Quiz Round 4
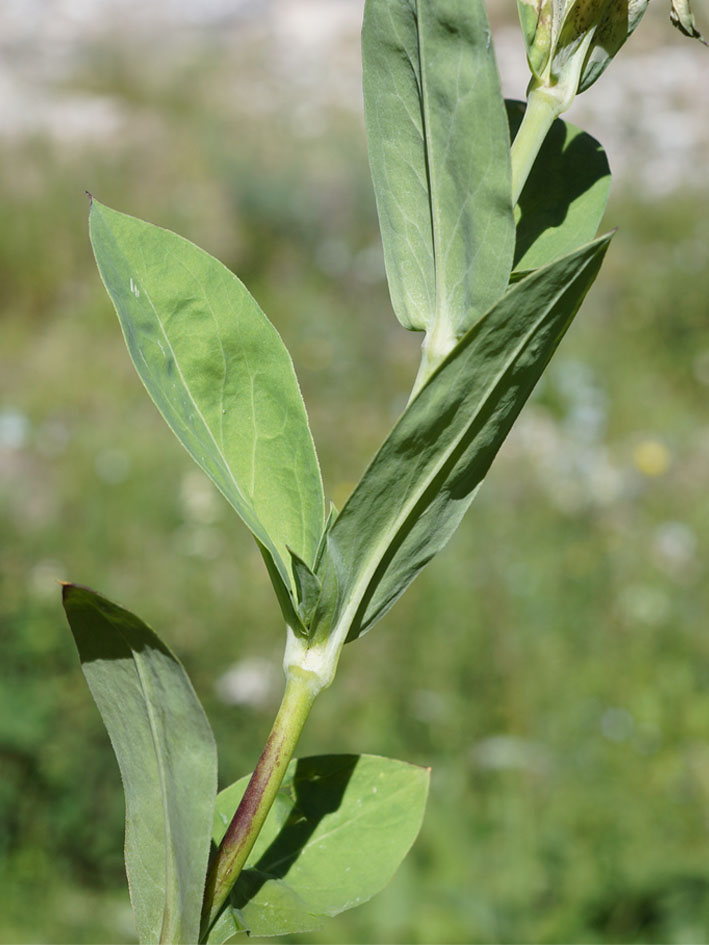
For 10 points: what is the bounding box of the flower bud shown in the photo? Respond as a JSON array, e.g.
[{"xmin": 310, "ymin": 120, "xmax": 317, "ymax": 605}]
[
  {"xmin": 517, "ymin": 0, "xmax": 649, "ymax": 108},
  {"xmin": 671, "ymin": 0, "xmax": 707, "ymax": 44},
  {"xmin": 518, "ymin": 0, "xmax": 706, "ymax": 112}
]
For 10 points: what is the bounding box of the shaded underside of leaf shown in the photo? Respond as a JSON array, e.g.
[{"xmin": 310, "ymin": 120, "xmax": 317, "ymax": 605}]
[
  {"xmin": 311, "ymin": 235, "xmax": 611, "ymax": 643},
  {"xmin": 507, "ymin": 100, "xmax": 611, "ymax": 274},
  {"xmin": 89, "ymin": 199, "xmax": 325, "ymax": 588},
  {"xmin": 62, "ymin": 583, "xmax": 217, "ymax": 945},
  {"xmin": 363, "ymin": 0, "xmax": 515, "ymax": 336},
  {"xmin": 206, "ymin": 754, "xmax": 429, "ymax": 941}
]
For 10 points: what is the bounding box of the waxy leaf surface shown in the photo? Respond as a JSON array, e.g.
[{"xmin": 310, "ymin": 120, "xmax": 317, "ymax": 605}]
[
  {"xmin": 205, "ymin": 754, "xmax": 429, "ymax": 941},
  {"xmin": 62, "ymin": 584, "xmax": 217, "ymax": 945},
  {"xmin": 312, "ymin": 235, "xmax": 611, "ymax": 642},
  {"xmin": 89, "ymin": 200, "xmax": 325, "ymax": 590},
  {"xmin": 363, "ymin": 0, "xmax": 515, "ymax": 337},
  {"xmin": 507, "ymin": 101, "xmax": 611, "ymax": 274}
]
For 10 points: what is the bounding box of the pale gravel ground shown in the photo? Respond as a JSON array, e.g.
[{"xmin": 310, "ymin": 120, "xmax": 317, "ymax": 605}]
[{"xmin": 0, "ymin": 0, "xmax": 707, "ymax": 194}]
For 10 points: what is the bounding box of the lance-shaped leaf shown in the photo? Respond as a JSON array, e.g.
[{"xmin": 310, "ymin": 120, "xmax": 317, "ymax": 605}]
[
  {"xmin": 62, "ymin": 583, "xmax": 217, "ymax": 945},
  {"xmin": 89, "ymin": 199, "xmax": 326, "ymax": 592},
  {"xmin": 363, "ymin": 0, "xmax": 515, "ymax": 338},
  {"xmin": 312, "ymin": 234, "xmax": 612, "ymax": 643},
  {"xmin": 205, "ymin": 755, "xmax": 429, "ymax": 941},
  {"xmin": 507, "ymin": 100, "xmax": 611, "ymax": 274}
]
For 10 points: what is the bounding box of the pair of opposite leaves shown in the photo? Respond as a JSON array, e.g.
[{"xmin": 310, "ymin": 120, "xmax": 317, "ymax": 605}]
[
  {"xmin": 75, "ymin": 1, "xmax": 617, "ymax": 941},
  {"xmin": 89, "ymin": 0, "xmax": 613, "ymax": 649}
]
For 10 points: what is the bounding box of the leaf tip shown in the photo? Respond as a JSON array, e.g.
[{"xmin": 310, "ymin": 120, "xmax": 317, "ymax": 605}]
[
  {"xmin": 59, "ymin": 580, "xmax": 76, "ymax": 603},
  {"xmin": 61, "ymin": 580, "xmax": 101, "ymax": 607},
  {"xmin": 60, "ymin": 583, "xmax": 80, "ymax": 616}
]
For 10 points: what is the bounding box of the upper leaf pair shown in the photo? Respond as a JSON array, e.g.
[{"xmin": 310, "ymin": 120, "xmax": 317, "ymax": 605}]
[
  {"xmin": 89, "ymin": 200, "xmax": 326, "ymax": 632},
  {"xmin": 301, "ymin": 0, "xmax": 612, "ymax": 649},
  {"xmin": 363, "ymin": 0, "xmax": 515, "ymax": 347}
]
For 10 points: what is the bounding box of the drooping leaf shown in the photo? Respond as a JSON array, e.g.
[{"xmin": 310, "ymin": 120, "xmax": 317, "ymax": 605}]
[
  {"xmin": 89, "ymin": 199, "xmax": 326, "ymax": 593},
  {"xmin": 205, "ymin": 754, "xmax": 429, "ymax": 941},
  {"xmin": 363, "ymin": 0, "xmax": 515, "ymax": 338},
  {"xmin": 311, "ymin": 234, "xmax": 612, "ymax": 643},
  {"xmin": 62, "ymin": 583, "xmax": 217, "ymax": 945},
  {"xmin": 507, "ymin": 100, "xmax": 611, "ymax": 274}
]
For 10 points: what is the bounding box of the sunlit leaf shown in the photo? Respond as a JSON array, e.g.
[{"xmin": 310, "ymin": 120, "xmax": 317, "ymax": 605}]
[
  {"xmin": 507, "ymin": 100, "xmax": 611, "ymax": 273},
  {"xmin": 205, "ymin": 754, "xmax": 429, "ymax": 941},
  {"xmin": 363, "ymin": 0, "xmax": 515, "ymax": 337},
  {"xmin": 89, "ymin": 199, "xmax": 326, "ymax": 594}
]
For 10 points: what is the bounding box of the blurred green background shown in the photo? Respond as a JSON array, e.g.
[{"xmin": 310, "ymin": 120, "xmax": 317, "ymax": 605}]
[{"xmin": 2, "ymin": 2, "xmax": 708, "ymax": 942}]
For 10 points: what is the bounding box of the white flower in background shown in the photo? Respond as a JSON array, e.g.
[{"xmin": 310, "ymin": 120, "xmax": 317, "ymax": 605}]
[
  {"xmin": 215, "ymin": 657, "xmax": 279, "ymax": 708},
  {"xmin": 472, "ymin": 735, "xmax": 551, "ymax": 774},
  {"xmin": 0, "ymin": 407, "xmax": 29, "ymax": 450},
  {"xmin": 180, "ymin": 470, "xmax": 221, "ymax": 524}
]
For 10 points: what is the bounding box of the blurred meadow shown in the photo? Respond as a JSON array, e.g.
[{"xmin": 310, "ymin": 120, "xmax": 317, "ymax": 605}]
[{"xmin": 1, "ymin": 0, "xmax": 709, "ymax": 942}]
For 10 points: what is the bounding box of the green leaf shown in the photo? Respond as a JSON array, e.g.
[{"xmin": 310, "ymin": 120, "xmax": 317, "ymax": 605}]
[
  {"xmin": 507, "ymin": 100, "xmax": 611, "ymax": 274},
  {"xmin": 89, "ymin": 199, "xmax": 326, "ymax": 591},
  {"xmin": 363, "ymin": 0, "xmax": 515, "ymax": 337},
  {"xmin": 62, "ymin": 583, "xmax": 217, "ymax": 945},
  {"xmin": 205, "ymin": 754, "xmax": 429, "ymax": 941},
  {"xmin": 312, "ymin": 234, "xmax": 612, "ymax": 643}
]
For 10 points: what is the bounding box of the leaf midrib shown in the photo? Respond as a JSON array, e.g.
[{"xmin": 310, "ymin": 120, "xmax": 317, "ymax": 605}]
[
  {"xmin": 414, "ymin": 0, "xmax": 440, "ymax": 334},
  {"xmin": 135, "ymin": 237, "xmax": 253, "ymax": 521},
  {"xmin": 86, "ymin": 595, "xmax": 180, "ymax": 944}
]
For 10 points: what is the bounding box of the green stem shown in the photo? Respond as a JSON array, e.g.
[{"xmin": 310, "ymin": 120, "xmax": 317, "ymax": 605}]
[
  {"xmin": 510, "ymin": 87, "xmax": 561, "ymax": 206},
  {"xmin": 200, "ymin": 667, "xmax": 320, "ymax": 940}
]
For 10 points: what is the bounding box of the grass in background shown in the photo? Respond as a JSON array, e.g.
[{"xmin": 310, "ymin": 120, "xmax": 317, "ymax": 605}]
[{"xmin": 1, "ymin": 25, "xmax": 708, "ymax": 944}]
